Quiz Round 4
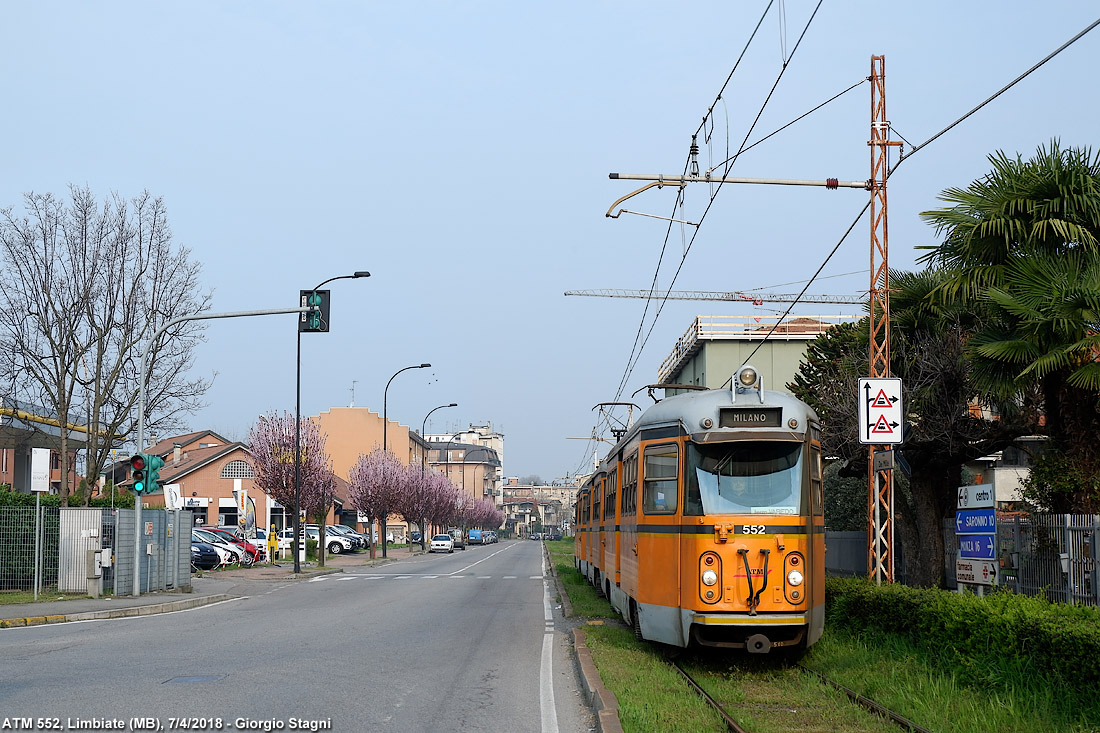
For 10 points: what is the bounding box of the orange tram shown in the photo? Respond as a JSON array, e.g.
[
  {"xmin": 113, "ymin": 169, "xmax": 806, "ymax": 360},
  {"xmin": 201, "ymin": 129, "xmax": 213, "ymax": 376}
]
[{"xmin": 574, "ymin": 365, "xmax": 825, "ymax": 654}]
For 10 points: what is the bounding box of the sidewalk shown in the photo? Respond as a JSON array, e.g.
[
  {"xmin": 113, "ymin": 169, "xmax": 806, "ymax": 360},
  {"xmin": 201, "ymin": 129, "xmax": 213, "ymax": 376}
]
[{"xmin": 0, "ymin": 545, "xmax": 421, "ymax": 629}]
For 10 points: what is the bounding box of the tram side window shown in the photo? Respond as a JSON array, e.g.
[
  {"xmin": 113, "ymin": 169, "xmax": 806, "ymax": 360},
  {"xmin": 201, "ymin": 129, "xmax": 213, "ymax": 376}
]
[
  {"xmin": 605, "ymin": 469, "xmax": 618, "ymax": 519},
  {"xmin": 810, "ymin": 424, "xmax": 824, "ymax": 516},
  {"xmin": 642, "ymin": 443, "xmax": 679, "ymax": 515},
  {"xmin": 592, "ymin": 479, "xmax": 602, "ymax": 523},
  {"xmin": 622, "ymin": 453, "xmax": 638, "ymax": 516}
]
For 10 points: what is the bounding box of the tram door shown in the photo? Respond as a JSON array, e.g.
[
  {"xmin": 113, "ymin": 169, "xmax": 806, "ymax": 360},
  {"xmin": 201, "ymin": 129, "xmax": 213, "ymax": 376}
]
[{"xmin": 638, "ymin": 441, "xmax": 681, "ymax": 611}]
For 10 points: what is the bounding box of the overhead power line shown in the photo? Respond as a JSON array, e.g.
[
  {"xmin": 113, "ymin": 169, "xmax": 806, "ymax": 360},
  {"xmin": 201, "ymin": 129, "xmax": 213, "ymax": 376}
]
[{"xmin": 565, "ymin": 289, "xmax": 864, "ymax": 305}]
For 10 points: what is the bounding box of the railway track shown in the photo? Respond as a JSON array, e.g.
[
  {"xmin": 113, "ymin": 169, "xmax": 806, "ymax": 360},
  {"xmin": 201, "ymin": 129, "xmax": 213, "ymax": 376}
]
[{"xmin": 666, "ymin": 653, "xmax": 934, "ymax": 733}]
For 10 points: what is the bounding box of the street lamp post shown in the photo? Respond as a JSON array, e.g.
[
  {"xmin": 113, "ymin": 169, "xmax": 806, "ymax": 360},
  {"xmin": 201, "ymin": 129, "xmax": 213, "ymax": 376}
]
[
  {"xmin": 420, "ymin": 403, "xmax": 457, "ymax": 550},
  {"xmin": 438, "ymin": 431, "xmax": 465, "ymax": 534},
  {"xmin": 378, "ymin": 362, "xmax": 430, "ymax": 558},
  {"xmin": 295, "ymin": 271, "xmax": 370, "ymax": 574}
]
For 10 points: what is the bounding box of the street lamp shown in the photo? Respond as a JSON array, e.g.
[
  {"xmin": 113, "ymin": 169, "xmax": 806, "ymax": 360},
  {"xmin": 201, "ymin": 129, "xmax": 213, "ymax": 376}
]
[
  {"xmin": 295, "ymin": 270, "xmax": 370, "ymax": 573},
  {"xmin": 420, "ymin": 403, "xmax": 457, "ymax": 550},
  {"xmin": 378, "ymin": 362, "xmax": 430, "ymax": 558}
]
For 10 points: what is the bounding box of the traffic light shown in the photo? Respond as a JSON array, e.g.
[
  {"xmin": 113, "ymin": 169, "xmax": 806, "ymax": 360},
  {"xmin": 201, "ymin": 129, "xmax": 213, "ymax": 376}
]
[
  {"xmin": 299, "ymin": 289, "xmax": 331, "ymax": 333},
  {"xmin": 130, "ymin": 454, "xmax": 147, "ymax": 494},
  {"xmin": 146, "ymin": 454, "xmax": 165, "ymax": 493}
]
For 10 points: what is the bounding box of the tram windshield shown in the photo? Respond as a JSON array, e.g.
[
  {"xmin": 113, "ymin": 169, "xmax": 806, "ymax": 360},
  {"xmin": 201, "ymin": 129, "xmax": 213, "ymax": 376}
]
[{"xmin": 684, "ymin": 441, "xmax": 804, "ymax": 516}]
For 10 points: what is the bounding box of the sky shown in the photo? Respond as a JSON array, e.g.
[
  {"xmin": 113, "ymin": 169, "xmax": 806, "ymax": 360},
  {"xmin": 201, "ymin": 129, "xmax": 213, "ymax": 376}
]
[{"xmin": 3, "ymin": 3, "xmax": 1098, "ymax": 482}]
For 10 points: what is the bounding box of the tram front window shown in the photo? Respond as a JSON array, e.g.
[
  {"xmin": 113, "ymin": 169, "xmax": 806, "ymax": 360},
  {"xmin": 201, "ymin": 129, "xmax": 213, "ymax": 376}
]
[{"xmin": 685, "ymin": 442, "xmax": 804, "ymax": 515}]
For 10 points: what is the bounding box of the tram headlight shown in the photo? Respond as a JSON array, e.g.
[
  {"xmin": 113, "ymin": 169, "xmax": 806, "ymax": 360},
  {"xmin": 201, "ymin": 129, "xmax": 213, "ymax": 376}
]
[
  {"xmin": 787, "ymin": 569, "xmax": 804, "ymax": 586},
  {"xmin": 738, "ymin": 367, "xmax": 758, "ymax": 387},
  {"xmin": 701, "ymin": 570, "xmax": 718, "ymax": 586}
]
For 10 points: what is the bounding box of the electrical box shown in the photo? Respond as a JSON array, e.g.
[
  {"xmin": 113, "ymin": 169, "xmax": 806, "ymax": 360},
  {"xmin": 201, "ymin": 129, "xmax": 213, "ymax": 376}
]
[
  {"xmin": 100, "ymin": 551, "xmax": 112, "ymax": 568},
  {"xmin": 86, "ymin": 550, "xmax": 103, "ymax": 579}
]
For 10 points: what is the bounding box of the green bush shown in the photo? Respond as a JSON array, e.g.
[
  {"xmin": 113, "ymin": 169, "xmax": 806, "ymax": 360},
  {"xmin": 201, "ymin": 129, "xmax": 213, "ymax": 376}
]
[{"xmin": 826, "ymin": 577, "xmax": 1100, "ymax": 704}]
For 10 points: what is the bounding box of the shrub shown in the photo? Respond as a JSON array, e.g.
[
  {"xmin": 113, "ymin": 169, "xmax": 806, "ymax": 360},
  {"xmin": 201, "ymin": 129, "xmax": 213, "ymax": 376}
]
[{"xmin": 826, "ymin": 577, "xmax": 1100, "ymax": 703}]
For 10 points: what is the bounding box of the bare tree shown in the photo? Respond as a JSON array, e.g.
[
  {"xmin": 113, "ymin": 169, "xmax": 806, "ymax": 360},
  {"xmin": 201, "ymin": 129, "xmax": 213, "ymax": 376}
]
[{"xmin": 0, "ymin": 186, "xmax": 211, "ymax": 504}]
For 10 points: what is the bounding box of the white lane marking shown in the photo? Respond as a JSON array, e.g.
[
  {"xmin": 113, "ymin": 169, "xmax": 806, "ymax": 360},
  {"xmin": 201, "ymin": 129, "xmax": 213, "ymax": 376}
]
[
  {"xmin": 540, "ymin": 580, "xmax": 559, "ymax": 733},
  {"xmin": 503, "ymin": 576, "xmax": 516, "ymax": 579},
  {"xmin": 448, "ymin": 544, "xmax": 515, "ymax": 575}
]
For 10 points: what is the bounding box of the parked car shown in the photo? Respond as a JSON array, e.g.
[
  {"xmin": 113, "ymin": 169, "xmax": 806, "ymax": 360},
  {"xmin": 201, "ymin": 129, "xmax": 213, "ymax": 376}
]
[
  {"xmin": 484, "ymin": 531, "xmax": 497, "ymax": 544},
  {"xmin": 190, "ymin": 541, "xmax": 220, "ymax": 571},
  {"xmin": 304, "ymin": 527, "xmax": 354, "ymax": 555},
  {"xmin": 467, "ymin": 529, "xmax": 484, "ymax": 545},
  {"xmin": 193, "ymin": 529, "xmax": 249, "ymax": 566},
  {"xmin": 207, "ymin": 526, "xmax": 265, "ymax": 563},
  {"xmin": 325, "ymin": 524, "xmax": 367, "ymax": 549},
  {"xmin": 252, "ymin": 527, "xmax": 291, "ymax": 554},
  {"xmin": 430, "ymin": 534, "xmax": 454, "ymax": 553},
  {"xmin": 449, "ymin": 529, "xmax": 466, "ymax": 550},
  {"xmin": 409, "ymin": 531, "xmax": 422, "ymax": 544}
]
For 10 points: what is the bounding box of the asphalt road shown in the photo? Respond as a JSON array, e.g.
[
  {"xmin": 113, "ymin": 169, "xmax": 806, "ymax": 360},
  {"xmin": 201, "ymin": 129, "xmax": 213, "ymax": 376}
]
[{"xmin": 1, "ymin": 540, "xmax": 593, "ymax": 732}]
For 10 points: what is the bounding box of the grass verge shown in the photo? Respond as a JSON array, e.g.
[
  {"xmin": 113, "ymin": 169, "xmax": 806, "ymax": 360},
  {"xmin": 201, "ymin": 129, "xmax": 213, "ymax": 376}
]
[
  {"xmin": 550, "ymin": 537, "xmax": 1100, "ymax": 732},
  {"xmin": 0, "ymin": 590, "xmax": 100, "ymax": 605},
  {"xmin": 805, "ymin": 627, "xmax": 1100, "ymax": 733}
]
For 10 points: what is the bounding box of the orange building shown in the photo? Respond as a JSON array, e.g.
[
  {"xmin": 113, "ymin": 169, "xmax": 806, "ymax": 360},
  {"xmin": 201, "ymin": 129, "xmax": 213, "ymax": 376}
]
[{"xmin": 314, "ymin": 407, "xmax": 428, "ymax": 542}]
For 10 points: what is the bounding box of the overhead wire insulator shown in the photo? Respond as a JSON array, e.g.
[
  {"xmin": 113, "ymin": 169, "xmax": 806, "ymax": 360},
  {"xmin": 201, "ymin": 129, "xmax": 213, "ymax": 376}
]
[
  {"xmin": 689, "ymin": 135, "xmax": 700, "ymax": 177},
  {"xmin": 826, "ymin": 178, "xmax": 839, "ymax": 189}
]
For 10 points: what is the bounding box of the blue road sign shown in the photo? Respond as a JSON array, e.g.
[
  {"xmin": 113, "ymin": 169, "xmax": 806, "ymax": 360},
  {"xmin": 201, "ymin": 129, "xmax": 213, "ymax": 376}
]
[
  {"xmin": 956, "ymin": 508, "xmax": 996, "ymax": 535},
  {"xmin": 959, "ymin": 534, "xmax": 996, "ymax": 560}
]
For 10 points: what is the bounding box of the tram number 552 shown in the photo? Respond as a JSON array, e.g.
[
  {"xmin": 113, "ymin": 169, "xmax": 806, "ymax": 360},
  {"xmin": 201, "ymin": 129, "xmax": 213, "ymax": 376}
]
[{"xmin": 740, "ymin": 525, "xmax": 766, "ymax": 535}]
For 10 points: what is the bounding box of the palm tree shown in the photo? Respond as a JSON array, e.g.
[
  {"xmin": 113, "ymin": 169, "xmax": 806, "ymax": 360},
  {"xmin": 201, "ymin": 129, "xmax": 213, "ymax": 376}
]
[
  {"xmin": 919, "ymin": 141, "xmax": 1100, "ymax": 510},
  {"xmin": 918, "ymin": 140, "xmax": 1100, "ymax": 300}
]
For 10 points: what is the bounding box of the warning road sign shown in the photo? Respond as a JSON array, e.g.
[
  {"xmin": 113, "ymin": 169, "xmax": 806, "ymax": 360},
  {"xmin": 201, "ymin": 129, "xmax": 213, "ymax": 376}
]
[{"xmin": 857, "ymin": 377, "xmax": 903, "ymax": 444}]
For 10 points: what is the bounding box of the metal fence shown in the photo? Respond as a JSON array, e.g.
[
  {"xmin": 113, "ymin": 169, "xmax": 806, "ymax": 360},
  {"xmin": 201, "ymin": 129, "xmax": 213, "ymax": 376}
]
[
  {"xmin": 827, "ymin": 514, "xmax": 1100, "ymax": 606},
  {"xmin": 0, "ymin": 505, "xmax": 192, "ymax": 598}
]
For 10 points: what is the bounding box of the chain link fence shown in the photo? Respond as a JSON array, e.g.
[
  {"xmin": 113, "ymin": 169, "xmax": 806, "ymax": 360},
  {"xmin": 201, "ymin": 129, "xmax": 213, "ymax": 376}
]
[{"xmin": 0, "ymin": 505, "xmax": 192, "ymax": 598}]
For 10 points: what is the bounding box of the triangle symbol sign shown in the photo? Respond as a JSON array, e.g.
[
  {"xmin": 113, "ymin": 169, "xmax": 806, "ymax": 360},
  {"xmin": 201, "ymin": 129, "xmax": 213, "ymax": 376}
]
[
  {"xmin": 872, "ymin": 389, "xmax": 892, "ymax": 407},
  {"xmin": 871, "ymin": 415, "xmax": 894, "ymax": 434}
]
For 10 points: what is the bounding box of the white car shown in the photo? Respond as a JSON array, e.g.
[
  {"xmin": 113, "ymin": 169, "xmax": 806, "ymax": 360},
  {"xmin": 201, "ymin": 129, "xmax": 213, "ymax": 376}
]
[
  {"xmin": 430, "ymin": 534, "xmax": 454, "ymax": 553},
  {"xmin": 253, "ymin": 527, "xmax": 291, "ymax": 554},
  {"xmin": 304, "ymin": 527, "xmax": 355, "ymax": 555}
]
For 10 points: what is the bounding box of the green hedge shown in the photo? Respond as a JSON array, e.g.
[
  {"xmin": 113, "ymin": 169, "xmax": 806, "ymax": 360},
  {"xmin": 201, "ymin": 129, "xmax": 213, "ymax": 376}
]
[
  {"xmin": 826, "ymin": 576, "xmax": 1100, "ymax": 698},
  {"xmin": 0, "ymin": 490, "xmax": 133, "ymax": 509}
]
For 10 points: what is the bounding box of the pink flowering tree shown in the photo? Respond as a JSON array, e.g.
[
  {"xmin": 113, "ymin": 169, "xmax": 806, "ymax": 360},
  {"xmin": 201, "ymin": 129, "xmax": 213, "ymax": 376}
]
[
  {"xmin": 424, "ymin": 471, "xmax": 460, "ymax": 533},
  {"xmin": 349, "ymin": 447, "xmax": 405, "ymax": 559},
  {"xmin": 468, "ymin": 498, "xmax": 503, "ymax": 530},
  {"xmin": 391, "ymin": 465, "xmax": 436, "ymax": 551},
  {"xmin": 248, "ymin": 411, "xmax": 336, "ymax": 565}
]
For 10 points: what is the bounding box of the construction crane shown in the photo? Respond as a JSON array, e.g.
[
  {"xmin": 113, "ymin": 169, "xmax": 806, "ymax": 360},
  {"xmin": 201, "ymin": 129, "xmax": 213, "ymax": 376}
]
[{"xmin": 564, "ymin": 289, "xmax": 864, "ymax": 305}]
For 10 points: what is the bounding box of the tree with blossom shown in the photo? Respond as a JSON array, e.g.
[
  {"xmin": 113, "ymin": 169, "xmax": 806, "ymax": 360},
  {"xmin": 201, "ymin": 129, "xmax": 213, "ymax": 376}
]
[
  {"xmin": 467, "ymin": 498, "xmax": 503, "ymax": 530},
  {"xmin": 424, "ymin": 471, "xmax": 459, "ymax": 534},
  {"xmin": 391, "ymin": 465, "xmax": 437, "ymax": 551},
  {"xmin": 349, "ymin": 447, "xmax": 405, "ymax": 560},
  {"xmin": 249, "ymin": 411, "xmax": 336, "ymax": 566}
]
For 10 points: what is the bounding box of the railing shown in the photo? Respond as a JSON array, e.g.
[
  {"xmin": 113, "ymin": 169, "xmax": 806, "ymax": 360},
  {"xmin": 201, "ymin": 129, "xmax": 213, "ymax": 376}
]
[
  {"xmin": 827, "ymin": 514, "xmax": 1100, "ymax": 606},
  {"xmin": 657, "ymin": 314, "xmax": 860, "ymax": 384}
]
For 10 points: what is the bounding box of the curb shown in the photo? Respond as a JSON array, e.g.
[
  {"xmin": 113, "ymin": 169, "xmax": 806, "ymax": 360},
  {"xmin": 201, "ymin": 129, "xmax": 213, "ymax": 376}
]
[
  {"xmin": 544, "ymin": 542, "xmax": 624, "ymax": 733},
  {"xmin": 573, "ymin": 628, "xmax": 624, "ymax": 733},
  {"xmin": 0, "ymin": 593, "xmax": 238, "ymax": 629}
]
